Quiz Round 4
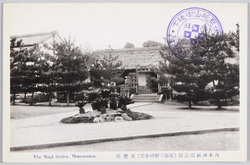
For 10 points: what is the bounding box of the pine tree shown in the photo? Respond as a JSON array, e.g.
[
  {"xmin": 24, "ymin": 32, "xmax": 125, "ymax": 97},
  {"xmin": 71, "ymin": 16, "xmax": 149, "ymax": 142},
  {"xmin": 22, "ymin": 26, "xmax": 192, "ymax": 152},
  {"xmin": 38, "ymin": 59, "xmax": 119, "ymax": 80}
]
[
  {"xmin": 190, "ymin": 31, "xmax": 239, "ymax": 109},
  {"xmin": 159, "ymin": 27, "xmax": 239, "ymax": 109},
  {"xmin": 124, "ymin": 42, "xmax": 134, "ymax": 48},
  {"xmin": 159, "ymin": 45, "xmax": 209, "ymax": 108},
  {"xmin": 48, "ymin": 38, "xmax": 90, "ymax": 105},
  {"xmin": 10, "ymin": 39, "xmax": 44, "ymax": 105},
  {"xmin": 10, "ymin": 38, "xmax": 26, "ymax": 105},
  {"xmin": 90, "ymin": 46, "xmax": 123, "ymax": 88}
]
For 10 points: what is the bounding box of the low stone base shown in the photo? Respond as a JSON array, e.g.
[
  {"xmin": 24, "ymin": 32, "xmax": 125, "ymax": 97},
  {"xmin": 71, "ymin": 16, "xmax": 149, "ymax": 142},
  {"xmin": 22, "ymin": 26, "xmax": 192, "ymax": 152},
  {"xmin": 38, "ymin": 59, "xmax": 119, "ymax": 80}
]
[
  {"xmin": 60, "ymin": 116, "xmax": 94, "ymax": 124},
  {"xmin": 60, "ymin": 108, "xmax": 153, "ymax": 124},
  {"xmin": 125, "ymin": 109, "xmax": 153, "ymax": 120}
]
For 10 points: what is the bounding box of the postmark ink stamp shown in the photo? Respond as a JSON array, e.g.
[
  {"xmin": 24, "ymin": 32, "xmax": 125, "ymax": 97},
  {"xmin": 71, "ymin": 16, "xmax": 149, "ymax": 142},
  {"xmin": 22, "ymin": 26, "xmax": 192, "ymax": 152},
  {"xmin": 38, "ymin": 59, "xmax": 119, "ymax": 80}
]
[{"xmin": 167, "ymin": 7, "xmax": 223, "ymax": 62}]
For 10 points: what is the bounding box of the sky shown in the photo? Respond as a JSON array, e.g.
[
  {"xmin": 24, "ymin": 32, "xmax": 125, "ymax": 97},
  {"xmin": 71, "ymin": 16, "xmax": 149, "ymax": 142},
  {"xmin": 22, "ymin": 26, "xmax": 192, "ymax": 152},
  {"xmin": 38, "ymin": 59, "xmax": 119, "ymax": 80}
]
[{"xmin": 4, "ymin": 3, "xmax": 244, "ymax": 51}]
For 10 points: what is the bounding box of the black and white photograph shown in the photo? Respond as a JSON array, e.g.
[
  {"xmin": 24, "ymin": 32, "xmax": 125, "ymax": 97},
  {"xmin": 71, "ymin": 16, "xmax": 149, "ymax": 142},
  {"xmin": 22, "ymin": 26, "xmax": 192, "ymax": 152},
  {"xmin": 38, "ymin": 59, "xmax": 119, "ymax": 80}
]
[{"xmin": 2, "ymin": 3, "xmax": 248, "ymax": 162}]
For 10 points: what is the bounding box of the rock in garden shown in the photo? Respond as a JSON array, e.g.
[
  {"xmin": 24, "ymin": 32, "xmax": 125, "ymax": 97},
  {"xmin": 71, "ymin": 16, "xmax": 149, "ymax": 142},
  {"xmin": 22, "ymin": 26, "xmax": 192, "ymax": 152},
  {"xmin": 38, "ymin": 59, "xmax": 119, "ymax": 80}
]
[
  {"xmin": 114, "ymin": 116, "xmax": 124, "ymax": 122},
  {"xmin": 89, "ymin": 110, "xmax": 101, "ymax": 117},
  {"xmin": 60, "ymin": 107, "xmax": 153, "ymax": 124},
  {"xmin": 60, "ymin": 117, "xmax": 76, "ymax": 124},
  {"xmin": 110, "ymin": 113, "xmax": 122, "ymax": 117},
  {"xmin": 100, "ymin": 114, "xmax": 107, "ymax": 120},
  {"xmin": 99, "ymin": 116, "xmax": 105, "ymax": 122},
  {"xmin": 60, "ymin": 116, "xmax": 90, "ymax": 124},
  {"xmin": 93, "ymin": 117, "xmax": 100, "ymax": 123},
  {"xmin": 106, "ymin": 116, "xmax": 114, "ymax": 122},
  {"xmin": 125, "ymin": 109, "xmax": 153, "ymax": 120},
  {"xmin": 116, "ymin": 109, "xmax": 125, "ymax": 113},
  {"xmin": 75, "ymin": 113, "xmax": 90, "ymax": 118},
  {"xmin": 89, "ymin": 116, "xmax": 95, "ymax": 122},
  {"xmin": 76, "ymin": 116, "xmax": 90, "ymax": 123},
  {"xmin": 121, "ymin": 113, "xmax": 133, "ymax": 121}
]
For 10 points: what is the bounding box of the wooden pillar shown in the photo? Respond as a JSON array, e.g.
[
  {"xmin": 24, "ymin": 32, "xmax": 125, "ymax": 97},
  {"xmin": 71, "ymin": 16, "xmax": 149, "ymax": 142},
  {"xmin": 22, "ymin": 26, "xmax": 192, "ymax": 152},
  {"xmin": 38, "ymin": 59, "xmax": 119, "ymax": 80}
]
[
  {"xmin": 157, "ymin": 74, "xmax": 161, "ymax": 93},
  {"xmin": 135, "ymin": 65, "xmax": 139, "ymax": 93}
]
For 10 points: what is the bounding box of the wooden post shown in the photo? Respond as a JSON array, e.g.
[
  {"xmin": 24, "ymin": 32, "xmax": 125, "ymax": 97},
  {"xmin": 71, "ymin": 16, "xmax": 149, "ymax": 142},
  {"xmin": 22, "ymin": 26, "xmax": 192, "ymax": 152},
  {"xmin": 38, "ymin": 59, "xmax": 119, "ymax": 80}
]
[
  {"xmin": 12, "ymin": 93, "xmax": 16, "ymax": 105},
  {"xmin": 49, "ymin": 91, "xmax": 52, "ymax": 106},
  {"xmin": 30, "ymin": 91, "xmax": 34, "ymax": 106},
  {"xmin": 135, "ymin": 65, "xmax": 139, "ymax": 93},
  {"xmin": 66, "ymin": 91, "xmax": 70, "ymax": 106},
  {"xmin": 157, "ymin": 74, "xmax": 161, "ymax": 93},
  {"xmin": 24, "ymin": 92, "xmax": 27, "ymax": 100},
  {"xmin": 56, "ymin": 92, "xmax": 60, "ymax": 102}
]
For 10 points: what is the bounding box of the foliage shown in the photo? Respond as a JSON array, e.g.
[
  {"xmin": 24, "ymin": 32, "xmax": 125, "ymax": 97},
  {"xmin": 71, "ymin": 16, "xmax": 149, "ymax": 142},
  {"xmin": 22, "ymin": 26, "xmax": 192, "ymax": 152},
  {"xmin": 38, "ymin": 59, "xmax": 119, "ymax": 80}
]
[
  {"xmin": 33, "ymin": 93, "xmax": 50, "ymax": 103},
  {"xmin": 100, "ymin": 89, "xmax": 111, "ymax": 98},
  {"xmin": 10, "ymin": 39, "xmax": 48, "ymax": 105},
  {"xmin": 75, "ymin": 101, "xmax": 88, "ymax": 114},
  {"xmin": 118, "ymin": 95, "xmax": 134, "ymax": 110},
  {"xmin": 190, "ymin": 30, "xmax": 239, "ymax": 109},
  {"xmin": 142, "ymin": 40, "xmax": 163, "ymax": 47},
  {"xmin": 110, "ymin": 93, "xmax": 118, "ymax": 110},
  {"xmin": 146, "ymin": 75, "xmax": 158, "ymax": 92},
  {"xmin": 86, "ymin": 91, "xmax": 100, "ymax": 102},
  {"xmin": 86, "ymin": 89, "xmax": 110, "ymax": 113},
  {"xmin": 158, "ymin": 45, "xmax": 173, "ymax": 87},
  {"xmin": 10, "ymin": 37, "xmax": 92, "ymax": 106},
  {"xmin": 129, "ymin": 88, "xmax": 136, "ymax": 95},
  {"xmin": 90, "ymin": 46, "xmax": 124, "ymax": 87},
  {"xmin": 124, "ymin": 42, "xmax": 135, "ymax": 48},
  {"xmin": 159, "ymin": 27, "xmax": 239, "ymax": 109},
  {"xmin": 45, "ymin": 38, "xmax": 91, "ymax": 105},
  {"xmin": 91, "ymin": 98, "xmax": 109, "ymax": 114}
]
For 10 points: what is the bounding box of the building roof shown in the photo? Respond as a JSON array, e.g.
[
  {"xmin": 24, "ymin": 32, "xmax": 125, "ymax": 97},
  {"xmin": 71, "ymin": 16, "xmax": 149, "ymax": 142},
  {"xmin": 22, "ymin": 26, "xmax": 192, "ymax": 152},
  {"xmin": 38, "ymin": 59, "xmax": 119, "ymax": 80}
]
[
  {"xmin": 10, "ymin": 31, "xmax": 63, "ymax": 47},
  {"xmin": 93, "ymin": 47, "xmax": 163, "ymax": 69}
]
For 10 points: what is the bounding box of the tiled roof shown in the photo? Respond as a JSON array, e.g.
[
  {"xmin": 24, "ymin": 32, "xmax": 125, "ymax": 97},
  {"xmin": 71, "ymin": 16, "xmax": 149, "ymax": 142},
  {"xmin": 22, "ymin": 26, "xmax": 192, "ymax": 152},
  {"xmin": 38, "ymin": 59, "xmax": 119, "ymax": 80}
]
[{"xmin": 93, "ymin": 47, "xmax": 163, "ymax": 69}]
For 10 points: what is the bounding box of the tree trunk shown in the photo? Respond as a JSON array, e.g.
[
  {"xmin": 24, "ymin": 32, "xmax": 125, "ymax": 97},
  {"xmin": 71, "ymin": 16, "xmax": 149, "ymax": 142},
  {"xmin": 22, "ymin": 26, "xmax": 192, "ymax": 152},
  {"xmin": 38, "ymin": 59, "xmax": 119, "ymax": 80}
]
[
  {"xmin": 170, "ymin": 87, "xmax": 173, "ymax": 101},
  {"xmin": 91, "ymin": 102, "xmax": 98, "ymax": 110},
  {"xmin": 217, "ymin": 99, "xmax": 222, "ymax": 109},
  {"xmin": 57, "ymin": 92, "xmax": 60, "ymax": 102},
  {"xmin": 110, "ymin": 99, "xmax": 117, "ymax": 110},
  {"xmin": 66, "ymin": 91, "xmax": 70, "ymax": 106},
  {"xmin": 24, "ymin": 92, "xmax": 27, "ymax": 100},
  {"xmin": 49, "ymin": 91, "xmax": 52, "ymax": 106},
  {"xmin": 100, "ymin": 106, "xmax": 106, "ymax": 114},
  {"xmin": 79, "ymin": 107, "xmax": 85, "ymax": 114},
  {"xmin": 30, "ymin": 91, "xmax": 34, "ymax": 106},
  {"xmin": 188, "ymin": 100, "xmax": 192, "ymax": 109},
  {"xmin": 12, "ymin": 93, "xmax": 16, "ymax": 105},
  {"xmin": 121, "ymin": 104, "xmax": 128, "ymax": 111}
]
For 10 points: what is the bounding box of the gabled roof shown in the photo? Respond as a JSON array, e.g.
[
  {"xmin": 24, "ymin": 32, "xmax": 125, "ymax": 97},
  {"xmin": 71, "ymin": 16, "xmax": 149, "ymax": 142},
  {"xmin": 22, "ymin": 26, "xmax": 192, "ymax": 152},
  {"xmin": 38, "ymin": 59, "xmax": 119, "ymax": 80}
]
[
  {"xmin": 10, "ymin": 31, "xmax": 63, "ymax": 47},
  {"xmin": 93, "ymin": 47, "xmax": 163, "ymax": 69}
]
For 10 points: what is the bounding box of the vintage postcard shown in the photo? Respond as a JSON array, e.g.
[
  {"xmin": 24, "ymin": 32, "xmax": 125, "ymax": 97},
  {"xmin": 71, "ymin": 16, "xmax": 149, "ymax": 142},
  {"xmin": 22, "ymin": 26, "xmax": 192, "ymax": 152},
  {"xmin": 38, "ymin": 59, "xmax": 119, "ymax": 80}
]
[{"xmin": 2, "ymin": 3, "xmax": 248, "ymax": 162}]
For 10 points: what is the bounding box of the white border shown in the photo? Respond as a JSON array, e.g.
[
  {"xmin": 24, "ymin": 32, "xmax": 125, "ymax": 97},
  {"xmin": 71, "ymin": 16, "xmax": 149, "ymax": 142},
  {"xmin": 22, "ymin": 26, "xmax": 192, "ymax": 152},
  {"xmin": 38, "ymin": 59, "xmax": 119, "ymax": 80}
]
[{"xmin": 1, "ymin": 2, "xmax": 248, "ymax": 163}]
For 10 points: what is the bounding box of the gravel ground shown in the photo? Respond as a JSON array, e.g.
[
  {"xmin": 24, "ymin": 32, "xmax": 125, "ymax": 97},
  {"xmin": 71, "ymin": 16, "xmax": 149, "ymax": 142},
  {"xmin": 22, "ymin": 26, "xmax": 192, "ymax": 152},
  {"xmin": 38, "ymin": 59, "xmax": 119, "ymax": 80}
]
[
  {"xmin": 10, "ymin": 103, "xmax": 151, "ymax": 120},
  {"xmin": 10, "ymin": 105, "xmax": 78, "ymax": 120},
  {"xmin": 19, "ymin": 131, "xmax": 239, "ymax": 152},
  {"xmin": 11, "ymin": 101, "xmax": 238, "ymax": 120}
]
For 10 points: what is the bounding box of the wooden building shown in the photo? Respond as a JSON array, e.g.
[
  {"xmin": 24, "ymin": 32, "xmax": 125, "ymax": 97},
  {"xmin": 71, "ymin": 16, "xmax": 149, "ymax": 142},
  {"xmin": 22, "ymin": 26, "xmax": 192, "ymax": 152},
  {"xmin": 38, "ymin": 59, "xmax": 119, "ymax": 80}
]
[
  {"xmin": 10, "ymin": 31, "xmax": 63, "ymax": 53},
  {"xmin": 93, "ymin": 47, "xmax": 163, "ymax": 94}
]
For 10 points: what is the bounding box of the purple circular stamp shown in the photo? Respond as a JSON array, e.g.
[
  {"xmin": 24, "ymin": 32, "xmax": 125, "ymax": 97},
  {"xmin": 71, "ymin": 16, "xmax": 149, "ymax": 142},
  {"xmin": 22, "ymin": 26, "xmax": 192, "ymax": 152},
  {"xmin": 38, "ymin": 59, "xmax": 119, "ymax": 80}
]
[{"xmin": 167, "ymin": 7, "xmax": 223, "ymax": 62}]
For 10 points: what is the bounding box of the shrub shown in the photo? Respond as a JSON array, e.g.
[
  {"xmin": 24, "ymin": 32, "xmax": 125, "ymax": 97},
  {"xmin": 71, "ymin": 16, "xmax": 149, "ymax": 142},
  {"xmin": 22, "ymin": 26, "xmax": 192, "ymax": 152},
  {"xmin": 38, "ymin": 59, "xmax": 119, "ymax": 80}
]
[
  {"xmin": 33, "ymin": 94, "xmax": 49, "ymax": 102},
  {"xmin": 129, "ymin": 88, "xmax": 136, "ymax": 95},
  {"xmin": 197, "ymin": 100, "xmax": 211, "ymax": 106}
]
